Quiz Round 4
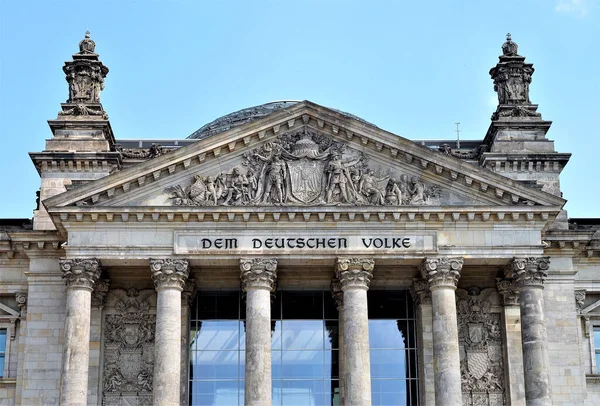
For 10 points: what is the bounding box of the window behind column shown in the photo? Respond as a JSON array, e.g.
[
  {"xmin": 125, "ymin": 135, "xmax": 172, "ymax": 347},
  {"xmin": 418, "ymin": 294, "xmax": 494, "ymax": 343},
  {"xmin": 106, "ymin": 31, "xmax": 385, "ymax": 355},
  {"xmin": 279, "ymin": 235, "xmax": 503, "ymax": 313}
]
[
  {"xmin": 0, "ymin": 329, "xmax": 6, "ymax": 378},
  {"xmin": 594, "ymin": 327, "xmax": 600, "ymax": 372},
  {"xmin": 368, "ymin": 291, "xmax": 419, "ymax": 406}
]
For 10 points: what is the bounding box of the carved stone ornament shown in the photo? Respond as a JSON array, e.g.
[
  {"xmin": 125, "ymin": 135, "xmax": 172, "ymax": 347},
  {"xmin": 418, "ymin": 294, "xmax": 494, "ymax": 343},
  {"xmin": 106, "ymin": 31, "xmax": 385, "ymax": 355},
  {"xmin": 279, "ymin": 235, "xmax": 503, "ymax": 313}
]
[
  {"xmin": 420, "ymin": 257, "xmax": 463, "ymax": 289},
  {"xmin": 102, "ymin": 288, "xmax": 155, "ymax": 406},
  {"xmin": 496, "ymin": 277, "xmax": 519, "ymax": 306},
  {"xmin": 504, "ymin": 257, "xmax": 550, "ymax": 288},
  {"xmin": 457, "ymin": 287, "xmax": 505, "ymax": 406},
  {"xmin": 335, "ymin": 257, "xmax": 374, "ymax": 290},
  {"xmin": 63, "ymin": 32, "xmax": 109, "ymax": 104},
  {"xmin": 438, "ymin": 143, "xmax": 489, "ymax": 160},
  {"xmin": 330, "ymin": 277, "xmax": 344, "ymax": 308},
  {"xmin": 59, "ymin": 258, "xmax": 101, "ymax": 290},
  {"xmin": 410, "ymin": 278, "xmax": 431, "ymax": 305},
  {"xmin": 240, "ymin": 258, "xmax": 278, "ymax": 291},
  {"xmin": 165, "ymin": 128, "xmax": 442, "ymax": 207},
  {"xmin": 15, "ymin": 292, "xmax": 27, "ymax": 317},
  {"xmin": 490, "ymin": 34, "xmax": 535, "ymax": 107},
  {"xmin": 58, "ymin": 103, "xmax": 108, "ymax": 119},
  {"xmin": 92, "ymin": 279, "xmax": 111, "ymax": 308},
  {"xmin": 182, "ymin": 278, "xmax": 197, "ymax": 307},
  {"xmin": 150, "ymin": 259, "xmax": 189, "ymax": 291},
  {"xmin": 575, "ymin": 290, "xmax": 586, "ymax": 314},
  {"xmin": 115, "ymin": 143, "xmax": 169, "ymax": 160}
]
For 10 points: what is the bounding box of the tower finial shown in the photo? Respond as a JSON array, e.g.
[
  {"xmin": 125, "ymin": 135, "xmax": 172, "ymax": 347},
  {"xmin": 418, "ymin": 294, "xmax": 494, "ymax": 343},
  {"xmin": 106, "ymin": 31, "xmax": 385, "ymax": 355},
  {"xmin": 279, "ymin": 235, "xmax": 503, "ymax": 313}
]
[
  {"xmin": 501, "ymin": 33, "xmax": 519, "ymax": 56},
  {"xmin": 85, "ymin": 30, "xmax": 90, "ymax": 39},
  {"xmin": 506, "ymin": 32, "xmax": 511, "ymax": 41}
]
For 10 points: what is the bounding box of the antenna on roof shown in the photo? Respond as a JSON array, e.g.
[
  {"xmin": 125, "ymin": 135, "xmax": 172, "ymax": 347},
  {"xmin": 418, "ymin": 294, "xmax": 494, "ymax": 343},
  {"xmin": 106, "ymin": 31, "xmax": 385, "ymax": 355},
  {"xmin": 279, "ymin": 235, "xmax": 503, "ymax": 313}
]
[{"xmin": 455, "ymin": 122, "xmax": 461, "ymax": 149}]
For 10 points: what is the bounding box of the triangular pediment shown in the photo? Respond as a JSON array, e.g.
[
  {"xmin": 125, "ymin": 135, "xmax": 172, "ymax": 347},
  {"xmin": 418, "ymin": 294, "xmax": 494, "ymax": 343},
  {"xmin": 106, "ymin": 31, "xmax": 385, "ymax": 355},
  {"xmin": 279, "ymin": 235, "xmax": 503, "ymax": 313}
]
[{"xmin": 44, "ymin": 101, "xmax": 565, "ymax": 215}]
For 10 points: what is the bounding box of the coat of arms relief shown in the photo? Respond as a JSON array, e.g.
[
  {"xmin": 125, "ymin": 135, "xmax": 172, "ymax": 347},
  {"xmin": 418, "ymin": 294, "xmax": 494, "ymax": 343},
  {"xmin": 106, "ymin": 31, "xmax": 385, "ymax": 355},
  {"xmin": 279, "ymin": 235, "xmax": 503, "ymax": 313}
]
[
  {"xmin": 102, "ymin": 288, "xmax": 156, "ymax": 406},
  {"xmin": 166, "ymin": 129, "xmax": 442, "ymax": 207},
  {"xmin": 457, "ymin": 287, "xmax": 505, "ymax": 406}
]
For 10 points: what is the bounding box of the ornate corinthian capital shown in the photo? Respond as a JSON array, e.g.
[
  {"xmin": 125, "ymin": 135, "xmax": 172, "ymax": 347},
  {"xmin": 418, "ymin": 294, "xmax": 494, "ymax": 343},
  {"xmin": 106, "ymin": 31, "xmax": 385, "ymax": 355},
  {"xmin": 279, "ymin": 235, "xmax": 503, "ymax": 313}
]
[
  {"xmin": 420, "ymin": 257, "xmax": 463, "ymax": 289},
  {"xmin": 150, "ymin": 258, "xmax": 189, "ymax": 291},
  {"xmin": 505, "ymin": 257, "xmax": 550, "ymax": 288},
  {"xmin": 59, "ymin": 258, "xmax": 101, "ymax": 290},
  {"xmin": 240, "ymin": 258, "xmax": 278, "ymax": 291},
  {"xmin": 91, "ymin": 279, "xmax": 110, "ymax": 308},
  {"xmin": 335, "ymin": 257, "xmax": 374, "ymax": 290},
  {"xmin": 496, "ymin": 277, "xmax": 519, "ymax": 306},
  {"xmin": 410, "ymin": 278, "xmax": 431, "ymax": 305}
]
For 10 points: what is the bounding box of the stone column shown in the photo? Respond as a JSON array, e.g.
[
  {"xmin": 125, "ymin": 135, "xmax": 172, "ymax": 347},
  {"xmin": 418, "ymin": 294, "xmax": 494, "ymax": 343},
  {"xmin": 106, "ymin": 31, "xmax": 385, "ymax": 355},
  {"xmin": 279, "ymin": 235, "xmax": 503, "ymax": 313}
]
[
  {"xmin": 505, "ymin": 257, "xmax": 552, "ymax": 406},
  {"xmin": 240, "ymin": 258, "xmax": 278, "ymax": 406},
  {"xmin": 58, "ymin": 258, "xmax": 101, "ymax": 406},
  {"xmin": 420, "ymin": 257, "xmax": 463, "ymax": 406},
  {"xmin": 410, "ymin": 278, "xmax": 435, "ymax": 406},
  {"xmin": 335, "ymin": 257, "xmax": 374, "ymax": 406},
  {"xmin": 497, "ymin": 277, "xmax": 526, "ymax": 406},
  {"xmin": 181, "ymin": 278, "xmax": 196, "ymax": 404},
  {"xmin": 331, "ymin": 277, "xmax": 345, "ymax": 405},
  {"xmin": 150, "ymin": 258, "xmax": 189, "ymax": 406}
]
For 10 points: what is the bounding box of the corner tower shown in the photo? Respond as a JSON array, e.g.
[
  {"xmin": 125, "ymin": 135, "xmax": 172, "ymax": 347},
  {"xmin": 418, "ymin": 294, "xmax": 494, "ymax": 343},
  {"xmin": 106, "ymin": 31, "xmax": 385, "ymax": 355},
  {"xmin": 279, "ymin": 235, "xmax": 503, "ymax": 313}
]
[{"xmin": 30, "ymin": 32, "xmax": 121, "ymax": 230}]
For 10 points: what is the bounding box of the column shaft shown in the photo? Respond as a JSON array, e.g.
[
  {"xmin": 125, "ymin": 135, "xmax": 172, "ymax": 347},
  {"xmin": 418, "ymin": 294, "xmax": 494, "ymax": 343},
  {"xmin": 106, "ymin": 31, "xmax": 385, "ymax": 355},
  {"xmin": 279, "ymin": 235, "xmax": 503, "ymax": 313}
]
[
  {"xmin": 240, "ymin": 258, "xmax": 277, "ymax": 406},
  {"xmin": 150, "ymin": 258, "xmax": 189, "ymax": 406},
  {"xmin": 338, "ymin": 308, "xmax": 345, "ymax": 404},
  {"xmin": 421, "ymin": 257, "xmax": 463, "ymax": 406},
  {"xmin": 59, "ymin": 258, "xmax": 100, "ymax": 406},
  {"xmin": 335, "ymin": 257, "xmax": 374, "ymax": 406},
  {"xmin": 506, "ymin": 257, "xmax": 552, "ymax": 406}
]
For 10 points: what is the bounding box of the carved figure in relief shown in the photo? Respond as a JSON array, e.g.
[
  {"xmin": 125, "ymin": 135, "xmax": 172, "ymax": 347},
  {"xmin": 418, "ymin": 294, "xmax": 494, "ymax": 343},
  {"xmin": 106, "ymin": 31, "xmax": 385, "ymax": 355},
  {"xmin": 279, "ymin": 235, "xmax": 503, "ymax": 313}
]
[
  {"xmin": 325, "ymin": 153, "xmax": 356, "ymax": 203},
  {"xmin": 247, "ymin": 169, "xmax": 258, "ymax": 199},
  {"xmin": 385, "ymin": 179, "xmax": 403, "ymax": 205},
  {"xmin": 223, "ymin": 167, "xmax": 250, "ymax": 205},
  {"xmin": 359, "ymin": 170, "xmax": 389, "ymax": 205},
  {"xmin": 137, "ymin": 370, "xmax": 152, "ymax": 391},
  {"xmin": 258, "ymin": 154, "xmax": 287, "ymax": 204},
  {"xmin": 104, "ymin": 368, "xmax": 123, "ymax": 391}
]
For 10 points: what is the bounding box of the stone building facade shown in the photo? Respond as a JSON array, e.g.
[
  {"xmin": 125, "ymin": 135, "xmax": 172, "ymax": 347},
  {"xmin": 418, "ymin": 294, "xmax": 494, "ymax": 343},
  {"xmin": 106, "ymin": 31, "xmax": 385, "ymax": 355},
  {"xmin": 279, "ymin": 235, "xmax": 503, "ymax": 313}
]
[{"xmin": 0, "ymin": 32, "xmax": 599, "ymax": 405}]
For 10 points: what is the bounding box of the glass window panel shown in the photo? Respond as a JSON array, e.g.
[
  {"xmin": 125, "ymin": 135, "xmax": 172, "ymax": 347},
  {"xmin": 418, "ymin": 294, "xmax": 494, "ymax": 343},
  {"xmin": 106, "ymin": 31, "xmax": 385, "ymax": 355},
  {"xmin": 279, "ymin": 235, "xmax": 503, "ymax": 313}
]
[
  {"xmin": 281, "ymin": 350, "xmax": 325, "ymax": 379},
  {"xmin": 368, "ymin": 291, "xmax": 408, "ymax": 319},
  {"xmin": 283, "ymin": 291, "xmax": 323, "ymax": 319},
  {"xmin": 272, "ymin": 350, "xmax": 282, "ymax": 379},
  {"xmin": 596, "ymin": 352, "xmax": 600, "ymax": 373},
  {"xmin": 371, "ymin": 379, "xmax": 409, "ymax": 406},
  {"xmin": 190, "ymin": 380, "xmax": 241, "ymax": 406},
  {"xmin": 195, "ymin": 295, "xmax": 217, "ymax": 320},
  {"xmin": 215, "ymin": 292, "xmax": 241, "ymax": 319},
  {"xmin": 279, "ymin": 380, "xmax": 326, "ymax": 406},
  {"xmin": 193, "ymin": 321, "xmax": 241, "ymax": 351},
  {"xmin": 0, "ymin": 329, "xmax": 6, "ymax": 353},
  {"xmin": 369, "ymin": 320, "xmax": 407, "ymax": 349},
  {"xmin": 239, "ymin": 350, "xmax": 245, "ymax": 380},
  {"xmin": 409, "ymin": 379, "xmax": 419, "ymax": 406},
  {"xmin": 325, "ymin": 350, "xmax": 339, "ymax": 380},
  {"xmin": 271, "ymin": 291, "xmax": 282, "ymax": 319},
  {"xmin": 0, "ymin": 355, "xmax": 4, "ymax": 378},
  {"xmin": 370, "ymin": 349, "xmax": 407, "ymax": 379},
  {"xmin": 272, "ymin": 321, "xmax": 282, "ymax": 350},
  {"xmin": 282, "ymin": 320, "xmax": 324, "ymax": 350},
  {"xmin": 594, "ymin": 327, "xmax": 600, "ymax": 349},
  {"xmin": 324, "ymin": 293, "xmax": 339, "ymax": 320},
  {"xmin": 324, "ymin": 321, "xmax": 338, "ymax": 349},
  {"xmin": 191, "ymin": 350, "xmax": 240, "ymax": 380}
]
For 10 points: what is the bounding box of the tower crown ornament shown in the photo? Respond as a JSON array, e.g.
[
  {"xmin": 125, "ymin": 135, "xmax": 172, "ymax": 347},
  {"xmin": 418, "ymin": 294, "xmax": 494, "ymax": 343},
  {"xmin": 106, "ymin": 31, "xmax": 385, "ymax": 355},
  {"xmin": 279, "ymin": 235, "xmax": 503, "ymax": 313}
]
[
  {"xmin": 501, "ymin": 33, "xmax": 519, "ymax": 56},
  {"xmin": 78, "ymin": 31, "xmax": 96, "ymax": 55}
]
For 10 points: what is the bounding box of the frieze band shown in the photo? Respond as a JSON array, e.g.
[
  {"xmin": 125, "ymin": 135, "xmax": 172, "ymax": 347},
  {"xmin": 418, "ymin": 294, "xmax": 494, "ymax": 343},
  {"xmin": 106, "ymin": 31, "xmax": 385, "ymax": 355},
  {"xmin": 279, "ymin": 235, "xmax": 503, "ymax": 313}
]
[{"xmin": 59, "ymin": 258, "xmax": 101, "ymax": 290}]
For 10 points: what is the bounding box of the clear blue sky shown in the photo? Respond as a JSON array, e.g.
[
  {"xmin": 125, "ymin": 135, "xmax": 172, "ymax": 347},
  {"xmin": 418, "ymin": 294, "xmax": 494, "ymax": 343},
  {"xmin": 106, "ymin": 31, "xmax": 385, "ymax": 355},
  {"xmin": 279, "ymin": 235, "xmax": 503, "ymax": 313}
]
[{"xmin": 1, "ymin": 0, "xmax": 598, "ymax": 218}]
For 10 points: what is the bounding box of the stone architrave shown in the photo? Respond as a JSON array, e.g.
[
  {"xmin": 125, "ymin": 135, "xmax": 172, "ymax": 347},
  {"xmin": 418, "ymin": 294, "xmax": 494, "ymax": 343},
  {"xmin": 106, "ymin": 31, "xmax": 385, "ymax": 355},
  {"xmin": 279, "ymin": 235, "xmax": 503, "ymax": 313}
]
[
  {"xmin": 331, "ymin": 277, "xmax": 345, "ymax": 405},
  {"xmin": 240, "ymin": 258, "xmax": 278, "ymax": 406},
  {"xmin": 335, "ymin": 257, "xmax": 374, "ymax": 406},
  {"xmin": 150, "ymin": 258, "xmax": 189, "ymax": 406},
  {"xmin": 505, "ymin": 257, "xmax": 552, "ymax": 406},
  {"xmin": 58, "ymin": 258, "xmax": 101, "ymax": 406},
  {"xmin": 420, "ymin": 257, "xmax": 464, "ymax": 406}
]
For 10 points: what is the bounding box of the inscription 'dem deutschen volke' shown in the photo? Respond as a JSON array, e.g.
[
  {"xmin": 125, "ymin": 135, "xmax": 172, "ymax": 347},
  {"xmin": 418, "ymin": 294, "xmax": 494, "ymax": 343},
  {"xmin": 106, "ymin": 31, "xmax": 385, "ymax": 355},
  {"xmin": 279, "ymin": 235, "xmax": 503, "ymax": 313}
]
[{"xmin": 194, "ymin": 236, "xmax": 411, "ymax": 250}]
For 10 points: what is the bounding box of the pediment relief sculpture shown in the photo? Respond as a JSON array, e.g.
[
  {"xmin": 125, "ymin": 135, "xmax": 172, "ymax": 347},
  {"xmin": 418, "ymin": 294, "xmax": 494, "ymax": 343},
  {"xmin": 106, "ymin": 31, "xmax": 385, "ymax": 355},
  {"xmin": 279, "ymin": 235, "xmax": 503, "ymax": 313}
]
[{"xmin": 166, "ymin": 129, "xmax": 441, "ymax": 207}]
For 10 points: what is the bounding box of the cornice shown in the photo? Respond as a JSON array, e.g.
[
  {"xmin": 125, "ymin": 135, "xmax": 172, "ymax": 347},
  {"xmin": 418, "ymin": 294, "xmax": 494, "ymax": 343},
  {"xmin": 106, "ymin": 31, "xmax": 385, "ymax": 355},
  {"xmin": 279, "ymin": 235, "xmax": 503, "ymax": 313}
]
[
  {"xmin": 43, "ymin": 102, "xmax": 566, "ymax": 211},
  {"xmin": 29, "ymin": 151, "xmax": 122, "ymax": 175}
]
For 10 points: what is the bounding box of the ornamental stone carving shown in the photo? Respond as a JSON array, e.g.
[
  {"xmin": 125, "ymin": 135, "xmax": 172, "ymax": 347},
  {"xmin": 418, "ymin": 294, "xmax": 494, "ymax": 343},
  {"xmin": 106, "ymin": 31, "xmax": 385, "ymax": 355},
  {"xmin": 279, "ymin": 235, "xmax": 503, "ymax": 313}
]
[
  {"xmin": 92, "ymin": 279, "xmax": 110, "ymax": 308},
  {"xmin": 182, "ymin": 278, "xmax": 197, "ymax": 307},
  {"xmin": 409, "ymin": 278, "xmax": 431, "ymax": 305},
  {"xmin": 240, "ymin": 258, "xmax": 278, "ymax": 291},
  {"xmin": 335, "ymin": 257, "xmax": 374, "ymax": 290},
  {"xmin": 575, "ymin": 290, "xmax": 586, "ymax": 314},
  {"xmin": 496, "ymin": 277, "xmax": 519, "ymax": 306},
  {"xmin": 63, "ymin": 32, "xmax": 109, "ymax": 104},
  {"xmin": 15, "ymin": 292, "xmax": 27, "ymax": 317},
  {"xmin": 102, "ymin": 288, "xmax": 155, "ymax": 406},
  {"xmin": 165, "ymin": 129, "xmax": 442, "ymax": 207},
  {"xmin": 504, "ymin": 257, "xmax": 550, "ymax": 288},
  {"xmin": 115, "ymin": 143, "xmax": 169, "ymax": 160},
  {"xmin": 59, "ymin": 258, "xmax": 101, "ymax": 290},
  {"xmin": 457, "ymin": 287, "xmax": 505, "ymax": 406},
  {"xmin": 330, "ymin": 277, "xmax": 343, "ymax": 308},
  {"xmin": 420, "ymin": 257, "xmax": 463, "ymax": 289},
  {"xmin": 149, "ymin": 259, "xmax": 189, "ymax": 290}
]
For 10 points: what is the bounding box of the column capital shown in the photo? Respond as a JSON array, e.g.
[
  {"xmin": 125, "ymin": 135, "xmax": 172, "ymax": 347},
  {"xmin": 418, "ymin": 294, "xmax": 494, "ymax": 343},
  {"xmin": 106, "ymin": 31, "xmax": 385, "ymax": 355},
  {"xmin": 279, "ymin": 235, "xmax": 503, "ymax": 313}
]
[
  {"xmin": 496, "ymin": 277, "xmax": 520, "ymax": 306},
  {"xmin": 91, "ymin": 278, "xmax": 110, "ymax": 308},
  {"xmin": 59, "ymin": 258, "xmax": 101, "ymax": 290},
  {"xmin": 419, "ymin": 257, "xmax": 463, "ymax": 290},
  {"xmin": 150, "ymin": 258, "xmax": 189, "ymax": 291},
  {"xmin": 240, "ymin": 258, "xmax": 278, "ymax": 291},
  {"xmin": 505, "ymin": 257, "xmax": 550, "ymax": 288},
  {"xmin": 330, "ymin": 277, "xmax": 344, "ymax": 309},
  {"xmin": 410, "ymin": 278, "xmax": 431, "ymax": 305},
  {"xmin": 335, "ymin": 257, "xmax": 374, "ymax": 290}
]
